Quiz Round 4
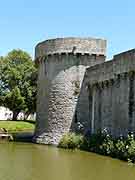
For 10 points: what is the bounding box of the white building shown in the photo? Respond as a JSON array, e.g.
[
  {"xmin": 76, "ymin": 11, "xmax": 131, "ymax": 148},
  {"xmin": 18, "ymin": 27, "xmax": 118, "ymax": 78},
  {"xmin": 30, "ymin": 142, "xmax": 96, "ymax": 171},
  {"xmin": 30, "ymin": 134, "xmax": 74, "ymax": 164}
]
[
  {"xmin": 0, "ymin": 106, "xmax": 36, "ymax": 120},
  {"xmin": 0, "ymin": 106, "xmax": 12, "ymax": 120}
]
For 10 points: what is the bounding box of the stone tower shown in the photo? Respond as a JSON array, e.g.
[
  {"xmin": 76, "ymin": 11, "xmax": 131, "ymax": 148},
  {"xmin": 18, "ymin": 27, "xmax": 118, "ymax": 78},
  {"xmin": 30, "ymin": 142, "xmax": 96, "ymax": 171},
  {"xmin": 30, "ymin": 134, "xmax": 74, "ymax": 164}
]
[{"xmin": 34, "ymin": 37, "xmax": 106, "ymax": 145}]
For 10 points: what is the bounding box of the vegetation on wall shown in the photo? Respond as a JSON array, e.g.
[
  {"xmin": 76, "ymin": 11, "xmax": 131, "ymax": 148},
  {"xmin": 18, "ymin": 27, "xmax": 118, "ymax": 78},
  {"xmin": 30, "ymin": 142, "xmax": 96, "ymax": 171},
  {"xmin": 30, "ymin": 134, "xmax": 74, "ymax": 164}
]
[{"xmin": 73, "ymin": 80, "xmax": 80, "ymax": 96}]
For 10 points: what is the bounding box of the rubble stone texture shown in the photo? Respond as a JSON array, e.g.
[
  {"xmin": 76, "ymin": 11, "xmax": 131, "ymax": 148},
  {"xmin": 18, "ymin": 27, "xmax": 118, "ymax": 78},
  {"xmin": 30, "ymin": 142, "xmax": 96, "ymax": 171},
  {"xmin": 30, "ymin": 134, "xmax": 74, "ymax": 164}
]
[
  {"xmin": 34, "ymin": 37, "xmax": 135, "ymax": 145},
  {"xmin": 34, "ymin": 37, "xmax": 106, "ymax": 145}
]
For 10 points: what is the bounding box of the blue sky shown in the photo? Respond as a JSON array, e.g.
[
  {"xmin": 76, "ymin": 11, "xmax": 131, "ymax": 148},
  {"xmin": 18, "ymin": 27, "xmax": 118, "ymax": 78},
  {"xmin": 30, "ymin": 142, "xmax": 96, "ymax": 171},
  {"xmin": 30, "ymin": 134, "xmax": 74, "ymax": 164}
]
[{"xmin": 0, "ymin": 0, "xmax": 135, "ymax": 59}]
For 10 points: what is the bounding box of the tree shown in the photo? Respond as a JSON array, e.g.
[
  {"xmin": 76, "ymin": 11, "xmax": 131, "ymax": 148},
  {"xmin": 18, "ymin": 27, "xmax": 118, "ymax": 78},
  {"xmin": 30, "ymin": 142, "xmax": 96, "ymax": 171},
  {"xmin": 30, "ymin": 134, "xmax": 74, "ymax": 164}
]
[
  {"xmin": 0, "ymin": 49, "xmax": 37, "ymax": 120},
  {"xmin": 4, "ymin": 87, "xmax": 25, "ymax": 120}
]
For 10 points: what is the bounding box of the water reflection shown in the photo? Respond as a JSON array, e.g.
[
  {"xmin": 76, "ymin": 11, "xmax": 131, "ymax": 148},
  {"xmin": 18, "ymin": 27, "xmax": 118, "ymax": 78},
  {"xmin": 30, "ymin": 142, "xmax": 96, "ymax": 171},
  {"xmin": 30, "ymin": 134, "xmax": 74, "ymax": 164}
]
[{"xmin": 0, "ymin": 142, "xmax": 134, "ymax": 180}]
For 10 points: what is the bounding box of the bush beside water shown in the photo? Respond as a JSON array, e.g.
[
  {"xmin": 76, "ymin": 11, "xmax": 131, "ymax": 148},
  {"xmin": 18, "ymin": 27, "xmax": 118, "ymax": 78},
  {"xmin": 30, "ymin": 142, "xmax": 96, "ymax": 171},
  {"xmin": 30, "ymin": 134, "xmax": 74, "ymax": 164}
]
[
  {"xmin": 58, "ymin": 133, "xmax": 84, "ymax": 149},
  {"xmin": 59, "ymin": 131, "xmax": 135, "ymax": 163}
]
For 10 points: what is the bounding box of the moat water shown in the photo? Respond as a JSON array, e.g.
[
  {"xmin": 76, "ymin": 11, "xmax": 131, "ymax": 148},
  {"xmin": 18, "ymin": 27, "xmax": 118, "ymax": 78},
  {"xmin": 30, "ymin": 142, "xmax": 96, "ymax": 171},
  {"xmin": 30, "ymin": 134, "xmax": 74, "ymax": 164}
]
[{"xmin": 0, "ymin": 142, "xmax": 135, "ymax": 180}]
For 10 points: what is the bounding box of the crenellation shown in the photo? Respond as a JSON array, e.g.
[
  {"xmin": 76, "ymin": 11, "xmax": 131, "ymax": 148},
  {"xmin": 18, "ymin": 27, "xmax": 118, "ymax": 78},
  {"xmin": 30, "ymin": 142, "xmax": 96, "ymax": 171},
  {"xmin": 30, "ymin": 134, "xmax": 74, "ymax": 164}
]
[
  {"xmin": 34, "ymin": 37, "xmax": 135, "ymax": 145},
  {"xmin": 34, "ymin": 37, "xmax": 106, "ymax": 145},
  {"xmin": 35, "ymin": 37, "xmax": 106, "ymax": 58},
  {"xmin": 81, "ymin": 49, "xmax": 135, "ymax": 137}
]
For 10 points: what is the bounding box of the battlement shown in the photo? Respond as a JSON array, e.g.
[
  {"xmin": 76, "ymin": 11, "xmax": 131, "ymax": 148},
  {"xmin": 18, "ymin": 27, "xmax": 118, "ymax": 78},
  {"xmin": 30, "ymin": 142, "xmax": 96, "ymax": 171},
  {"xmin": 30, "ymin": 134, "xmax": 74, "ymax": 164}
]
[
  {"xmin": 114, "ymin": 48, "xmax": 135, "ymax": 61},
  {"xmin": 35, "ymin": 37, "xmax": 135, "ymax": 144},
  {"xmin": 85, "ymin": 49, "xmax": 135, "ymax": 86},
  {"xmin": 35, "ymin": 37, "xmax": 106, "ymax": 59}
]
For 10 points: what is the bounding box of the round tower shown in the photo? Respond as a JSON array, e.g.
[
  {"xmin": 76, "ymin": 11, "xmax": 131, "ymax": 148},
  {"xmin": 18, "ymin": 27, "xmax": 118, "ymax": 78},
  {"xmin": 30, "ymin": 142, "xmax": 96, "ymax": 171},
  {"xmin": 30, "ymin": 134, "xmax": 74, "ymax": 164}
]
[{"xmin": 34, "ymin": 37, "xmax": 106, "ymax": 145}]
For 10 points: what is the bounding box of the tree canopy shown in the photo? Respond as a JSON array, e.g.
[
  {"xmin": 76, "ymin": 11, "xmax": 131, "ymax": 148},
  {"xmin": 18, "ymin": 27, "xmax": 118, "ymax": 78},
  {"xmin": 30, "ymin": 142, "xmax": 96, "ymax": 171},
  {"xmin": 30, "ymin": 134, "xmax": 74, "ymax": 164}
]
[{"xmin": 0, "ymin": 49, "xmax": 37, "ymax": 120}]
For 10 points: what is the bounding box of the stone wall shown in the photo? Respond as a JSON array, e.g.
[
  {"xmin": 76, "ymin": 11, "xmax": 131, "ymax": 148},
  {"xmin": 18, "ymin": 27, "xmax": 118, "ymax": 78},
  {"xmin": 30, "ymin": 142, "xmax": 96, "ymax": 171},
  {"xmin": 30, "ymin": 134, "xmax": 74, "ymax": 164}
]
[
  {"xmin": 34, "ymin": 36, "xmax": 135, "ymax": 143},
  {"xmin": 81, "ymin": 49, "xmax": 135, "ymax": 136},
  {"xmin": 34, "ymin": 37, "xmax": 106, "ymax": 145},
  {"xmin": 35, "ymin": 37, "xmax": 106, "ymax": 58},
  {"xmin": 85, "ymin": 49, "xmax": 135, "ymax": 84}
]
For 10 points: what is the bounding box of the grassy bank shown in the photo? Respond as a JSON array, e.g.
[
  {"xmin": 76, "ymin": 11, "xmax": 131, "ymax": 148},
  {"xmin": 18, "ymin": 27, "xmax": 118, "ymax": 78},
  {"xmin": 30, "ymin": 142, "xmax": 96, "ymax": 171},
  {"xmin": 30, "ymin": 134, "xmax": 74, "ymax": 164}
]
[
  {"xmin": 0, "ymin": 120, "xmax": 35, "ymax": 133},
  {"xmin": 59, "ymin": 132, "xmax": 135, "ymax": 164}
]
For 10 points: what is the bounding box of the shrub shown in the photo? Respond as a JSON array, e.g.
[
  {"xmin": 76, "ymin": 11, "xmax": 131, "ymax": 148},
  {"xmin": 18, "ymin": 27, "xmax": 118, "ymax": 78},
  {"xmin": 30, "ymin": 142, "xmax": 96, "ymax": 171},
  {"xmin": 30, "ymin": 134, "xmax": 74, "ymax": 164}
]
[
  {"xmin": 99, "ymin": 134, "xmax": 115, "ymax": 156},
  {"xmin": 114, "ymin": 138, "xmax": 127, "ymax": 160},
  {"xmin": 58, "ymin": 133, "xmax": 84, "ymax": 149},
  {"xmin": 86, "ymin": 132, "xmax": 105, "ymax": 153},
  {"xmin": 126, "ymin": 134, "xmax": 135, "ymax": 162},
  {"xmin": 59, "ymin": 131, "xmax": 135, "ymax": 163}
]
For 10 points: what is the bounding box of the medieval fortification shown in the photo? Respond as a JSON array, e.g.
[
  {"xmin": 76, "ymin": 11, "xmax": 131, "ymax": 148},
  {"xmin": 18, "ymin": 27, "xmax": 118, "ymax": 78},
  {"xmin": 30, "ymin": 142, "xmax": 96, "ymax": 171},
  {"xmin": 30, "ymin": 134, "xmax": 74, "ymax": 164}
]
[{"xmin": 34, "ymin": 37, "xmax": 135, "ymax": 145}]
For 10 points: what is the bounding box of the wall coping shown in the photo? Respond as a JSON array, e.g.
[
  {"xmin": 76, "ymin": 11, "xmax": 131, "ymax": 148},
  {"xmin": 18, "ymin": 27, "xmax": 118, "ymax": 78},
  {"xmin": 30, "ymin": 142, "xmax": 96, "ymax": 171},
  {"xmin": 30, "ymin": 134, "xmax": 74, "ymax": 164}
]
[{"xmin": 35, "ymin": 37, "xmax": 106, "ymax": 58}]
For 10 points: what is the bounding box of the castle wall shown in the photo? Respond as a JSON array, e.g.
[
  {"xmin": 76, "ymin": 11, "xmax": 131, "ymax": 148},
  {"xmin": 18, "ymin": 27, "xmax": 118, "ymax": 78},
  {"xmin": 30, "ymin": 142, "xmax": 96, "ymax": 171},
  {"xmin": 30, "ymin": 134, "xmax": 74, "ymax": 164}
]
[
  {"xmin": 35, "ymin": 38, "xmax": 106, "ymax": 57},
  {"xmin": 82, "ymin": 49, "xmax": 135, "ymax": 136},
  {"xmin": 35, "ymin": 54, "xmax": 105, "ymax": 144},
  {"xmin": 34, "ymin": 36, "xmax": 135, "ymax": 143},
  {"xmin": 34, "ymin": 38, "xmax": 106, "ymax": 145}
]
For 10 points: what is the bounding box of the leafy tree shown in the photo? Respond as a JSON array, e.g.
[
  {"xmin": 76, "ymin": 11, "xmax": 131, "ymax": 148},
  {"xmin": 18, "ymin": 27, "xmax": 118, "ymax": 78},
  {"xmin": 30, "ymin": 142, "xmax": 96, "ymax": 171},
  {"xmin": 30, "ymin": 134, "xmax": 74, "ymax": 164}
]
[
  {"xmin": 0, "ymin": 49, "xmax": 37, "ymax": 120},
  {"xmin": 4, "ymin": 87, "xmax": 25, "ymax": 120}
]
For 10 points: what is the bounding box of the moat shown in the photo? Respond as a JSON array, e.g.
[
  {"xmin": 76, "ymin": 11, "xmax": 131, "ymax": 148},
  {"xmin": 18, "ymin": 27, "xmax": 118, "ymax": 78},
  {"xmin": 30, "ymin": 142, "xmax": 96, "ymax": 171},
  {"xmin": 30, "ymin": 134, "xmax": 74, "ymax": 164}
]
[{"xmin": 0, "ymin": 142, "xmax": 135, "ymax": 180}]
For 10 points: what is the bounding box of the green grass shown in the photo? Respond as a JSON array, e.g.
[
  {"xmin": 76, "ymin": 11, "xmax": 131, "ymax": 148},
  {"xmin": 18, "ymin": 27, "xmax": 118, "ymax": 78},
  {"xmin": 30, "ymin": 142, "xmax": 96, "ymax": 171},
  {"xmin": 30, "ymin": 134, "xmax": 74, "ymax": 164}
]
[{"xmin": 0, "ymin": 121, "xmax": 35, "ymax": 133}]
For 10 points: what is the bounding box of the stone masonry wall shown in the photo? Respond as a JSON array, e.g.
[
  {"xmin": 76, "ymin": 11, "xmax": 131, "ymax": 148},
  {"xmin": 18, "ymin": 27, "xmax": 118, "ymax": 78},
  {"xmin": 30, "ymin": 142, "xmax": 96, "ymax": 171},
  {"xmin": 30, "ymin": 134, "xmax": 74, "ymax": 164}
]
[
  {"xmin": 34, "ymin": 37, "xmax": 135, "ymax": 143},
  {"xmin": 81, "ymin": 49, "xmax": 135, "ymax": 136},
  {"xmin": 35, "ymin": 37, "xmax": 106, "ymax": 58},
  {"xmin": 34, "ymin": 37, "xmax": 106, "ymax": 145}
]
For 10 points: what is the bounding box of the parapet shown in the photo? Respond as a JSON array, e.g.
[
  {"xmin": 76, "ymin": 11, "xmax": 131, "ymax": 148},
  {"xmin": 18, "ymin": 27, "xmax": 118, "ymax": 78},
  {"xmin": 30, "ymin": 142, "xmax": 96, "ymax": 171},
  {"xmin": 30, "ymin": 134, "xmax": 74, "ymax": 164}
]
[
  {"xmin": 114, "ymin": 49, "xmax": 135, "ymax": 61},
  {"xmin": 35, "ymin": 37, "xmax": 106, "ymax": 59},
  {"xmin": 85, "ymin": 49, "xmax": 135, "ymax": 86}
]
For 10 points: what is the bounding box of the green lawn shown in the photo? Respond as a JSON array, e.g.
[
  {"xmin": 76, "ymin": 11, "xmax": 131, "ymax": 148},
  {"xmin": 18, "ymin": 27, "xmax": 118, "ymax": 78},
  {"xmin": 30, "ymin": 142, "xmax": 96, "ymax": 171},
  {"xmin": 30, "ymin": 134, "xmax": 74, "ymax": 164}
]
[{"xmin": 0, "ymin": 121, "xmax": 35, "ymax": 133}]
